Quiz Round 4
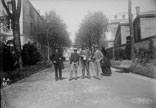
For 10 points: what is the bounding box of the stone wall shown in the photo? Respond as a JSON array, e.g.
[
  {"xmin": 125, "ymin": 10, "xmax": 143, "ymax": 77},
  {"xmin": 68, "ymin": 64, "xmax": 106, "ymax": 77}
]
[{"xmin": 134, "ymin": 36, "xmax": 156, "ymax": 51}]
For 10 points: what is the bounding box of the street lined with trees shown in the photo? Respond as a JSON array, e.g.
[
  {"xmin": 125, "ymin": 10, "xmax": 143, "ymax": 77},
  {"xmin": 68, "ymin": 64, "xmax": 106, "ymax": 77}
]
[
  {"xmin": 75, "ymin": 12, "xmax": 108, "ymax": 48},
  {"xmin": 38, "ymin": 11, "xmax": 71, "ymax": 60},
  {"xmin": 1, "ymin": 1, "xmax": 71, "ymax": 87}
]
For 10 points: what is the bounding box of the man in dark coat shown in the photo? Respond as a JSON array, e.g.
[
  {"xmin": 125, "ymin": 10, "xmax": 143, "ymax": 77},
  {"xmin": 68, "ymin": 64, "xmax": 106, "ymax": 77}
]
[{"xmin": 50, "ymin": 48, "xmax": 64, "ymax": 81}]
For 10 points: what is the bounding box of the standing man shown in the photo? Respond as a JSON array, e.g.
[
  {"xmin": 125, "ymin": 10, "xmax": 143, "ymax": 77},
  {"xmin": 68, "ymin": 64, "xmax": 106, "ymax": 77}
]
[
  {"xmin": 69, "ymin": 48, "xmax": 79, "ymax": 81},
  {"xmin": 80, "ymin": 46, "xmax": 91, "ymax": 79},
  {"xmin": 93, "ymin": 45, "xmax": 103, "ymax": 80},
  {"xmin": 50, "ymin": 48, "xmax": 63, "ymax": 81}
]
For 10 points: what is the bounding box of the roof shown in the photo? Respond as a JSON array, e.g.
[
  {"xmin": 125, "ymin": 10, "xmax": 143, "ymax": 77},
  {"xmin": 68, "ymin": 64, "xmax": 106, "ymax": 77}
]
[
  {"xmin": 133, "ymin": 11, "xmax": 156, "ymax": 23},
  {"xmin": 140, "ymin": 10, "xmax": 156, "ymax": 15}
]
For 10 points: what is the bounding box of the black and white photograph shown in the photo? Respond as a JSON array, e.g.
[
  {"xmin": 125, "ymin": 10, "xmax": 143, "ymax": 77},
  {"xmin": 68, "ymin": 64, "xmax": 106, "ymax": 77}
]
[{"xmin": 1, "ymin": 0, "xmax": 156, "ymax": 108}]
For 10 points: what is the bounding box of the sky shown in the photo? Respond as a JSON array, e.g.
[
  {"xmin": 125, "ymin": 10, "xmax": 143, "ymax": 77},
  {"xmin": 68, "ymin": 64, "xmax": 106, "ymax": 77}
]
[{"xmin": 30, "ymin": 0, "xmax": 156, "ymax": 42}]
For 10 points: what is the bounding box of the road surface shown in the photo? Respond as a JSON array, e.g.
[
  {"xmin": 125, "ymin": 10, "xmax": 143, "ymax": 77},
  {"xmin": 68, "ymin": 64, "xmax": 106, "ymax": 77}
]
[{"xmin": 2, "ymin": 62, "xmax": 156, "ymax": 108}]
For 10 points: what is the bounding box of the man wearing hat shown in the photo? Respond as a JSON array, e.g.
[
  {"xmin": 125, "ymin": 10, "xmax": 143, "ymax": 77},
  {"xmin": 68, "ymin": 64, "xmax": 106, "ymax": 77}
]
[
  {"xmin": 50, "ymin": 48, "xmax": 64, "ymax": 81},
  {"xmin": 80, "ymin": 45, "xmax": 91, "ymax": 79},
  {"xmin": 69, "ymin": 48, "xmax": 79, "ymax": 81},
  {"xmin": 93, "ymin": 45, "xmax": 103, "ymax": 79}
]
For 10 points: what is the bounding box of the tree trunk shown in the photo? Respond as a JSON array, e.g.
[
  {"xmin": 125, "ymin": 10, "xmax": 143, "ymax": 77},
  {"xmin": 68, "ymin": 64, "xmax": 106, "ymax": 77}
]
[
  {"xmin": 47, "ymin": 41, "xmax": 50, "ymax": 61},
  {"xmin": 13, "ymin": 20, "xmax": 23, "ymax": 68}
]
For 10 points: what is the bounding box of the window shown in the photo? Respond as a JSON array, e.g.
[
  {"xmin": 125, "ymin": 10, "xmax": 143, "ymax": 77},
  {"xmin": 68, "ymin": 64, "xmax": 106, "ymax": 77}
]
[{"xmin": 30, "ymin": 23, "xmax": 32, "ymax": 35}]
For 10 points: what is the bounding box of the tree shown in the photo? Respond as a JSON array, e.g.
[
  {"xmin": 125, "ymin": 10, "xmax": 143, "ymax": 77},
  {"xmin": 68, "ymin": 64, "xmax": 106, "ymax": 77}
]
[
  {"xmin": 1, "ymin": 0, "xmax": 22, "ymax": 68},
  {"xmin": 75, "ymin": 12, "xmax": 108, "ymax": 48},
  {"xmin": 38, "ymin": 10, "xmax": 71, "ymax": 60}
]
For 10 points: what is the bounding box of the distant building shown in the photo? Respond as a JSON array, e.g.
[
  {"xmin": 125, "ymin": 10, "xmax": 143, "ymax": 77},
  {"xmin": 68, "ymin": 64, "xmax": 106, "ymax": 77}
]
[
  {"xmin": 114, "ymin": 23, "xmax": 130, "ymax": 48},
  {"xmin": 106, "ymin": 12, "xmax": 130, "ymax": 49},
  {"xmin": 112, "ymin": 8, "xmax": 156, "ymax": 60},
  {"xmin": 133, "ymin": 10, "xmax": 156, "ymax": 51},
  {"xmin": 109, "ymin": 12, "xmax": 129, "ymax": 24}
]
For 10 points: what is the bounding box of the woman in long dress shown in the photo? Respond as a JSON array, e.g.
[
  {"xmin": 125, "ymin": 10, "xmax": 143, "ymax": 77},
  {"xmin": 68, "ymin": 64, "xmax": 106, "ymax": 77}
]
[{"xmin": 100, "ymin": 47, "xmax": 112, "ymax": 76}]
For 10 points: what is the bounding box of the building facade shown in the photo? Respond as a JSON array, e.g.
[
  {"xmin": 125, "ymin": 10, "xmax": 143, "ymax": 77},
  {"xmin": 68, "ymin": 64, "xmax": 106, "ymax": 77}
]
[
  {"xmin": 113, "ymin": 10, "xmax": 156, "ymax": 60},
  {"xmin": 133, "ymin": 11, "xmax": 156, "ymax": 51},
  {"xmin": 0, "ymin": 0, "xmax": 43, "ymax": 46},
  {"xmin": 0, "ymin": 0, "xmax": 50, "ymax": 59},
  {"xmin": 114, "ymin": 23, "xmax": 130, "ymax": 47}
]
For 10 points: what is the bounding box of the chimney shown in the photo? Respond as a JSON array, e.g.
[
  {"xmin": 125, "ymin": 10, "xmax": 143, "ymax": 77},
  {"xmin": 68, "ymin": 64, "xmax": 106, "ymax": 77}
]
[{"xmin": 136, "ymin": 6, "xmax": 140, "ymax": 16}]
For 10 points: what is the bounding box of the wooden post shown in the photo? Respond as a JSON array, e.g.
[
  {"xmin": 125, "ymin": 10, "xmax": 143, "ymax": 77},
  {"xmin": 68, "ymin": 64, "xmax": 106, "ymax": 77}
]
[{"xmin": 128, "ymin": 0, "xmax": 135, "ymax": 60}]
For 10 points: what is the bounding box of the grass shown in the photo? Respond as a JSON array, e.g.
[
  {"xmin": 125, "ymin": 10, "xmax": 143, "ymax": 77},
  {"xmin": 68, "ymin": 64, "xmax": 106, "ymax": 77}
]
[{"xmin": 1, "ymin": 62, "xmax": 51, "ymax": 86}]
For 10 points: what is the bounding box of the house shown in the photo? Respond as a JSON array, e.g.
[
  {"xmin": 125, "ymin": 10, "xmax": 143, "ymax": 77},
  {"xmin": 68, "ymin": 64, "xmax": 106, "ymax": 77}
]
[
  {"xmin": 0, "ymin": 0, "xmax": 43, "ymax": 45},
  {"xmin": 113, "ymin": 8, "xmax": 156, "ymax": 60},
  {"xmin": 0, "ymin": 0, "xmax": 50, "ymax": 58},
  {"xmin": 114, "ymin": 23, "xmax": 130, "ymax": 49},
  {"xmin": 133, "ymin": 10, "xmax": 156, "ymax": 51},
  {"xmin": 106, "ymin": 12, "xmax": 130, "ymax": 50}
]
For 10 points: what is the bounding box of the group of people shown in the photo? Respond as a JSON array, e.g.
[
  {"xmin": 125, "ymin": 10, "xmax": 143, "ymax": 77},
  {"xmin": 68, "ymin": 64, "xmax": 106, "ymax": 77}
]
[{"xmin": 50, "ymin": 45, "xmax": 112, "ymax": 81}]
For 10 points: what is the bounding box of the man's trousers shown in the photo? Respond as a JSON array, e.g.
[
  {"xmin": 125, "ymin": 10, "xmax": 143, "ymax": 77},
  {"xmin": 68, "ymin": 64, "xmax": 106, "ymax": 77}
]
[
  {"xmin": 70, "ymin": 62, "xmax": 78, "ymax": 79},
  {"xmin": 94, "ymin": 61, "xmax": 101, "ymax": 78},
  {"xmin": 81, "ymin": 60, "xmax": 90, "ymax": 78},
  {"xmin": 54, "ymin": 64, "xmax": 62, "ymax": 80}
]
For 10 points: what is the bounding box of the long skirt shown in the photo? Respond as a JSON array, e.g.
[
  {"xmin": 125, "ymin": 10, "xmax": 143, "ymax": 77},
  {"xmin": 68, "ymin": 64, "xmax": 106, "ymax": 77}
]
[{"xmin": 101, "ymin": 65, "xmax": 112, "ymax": 76}]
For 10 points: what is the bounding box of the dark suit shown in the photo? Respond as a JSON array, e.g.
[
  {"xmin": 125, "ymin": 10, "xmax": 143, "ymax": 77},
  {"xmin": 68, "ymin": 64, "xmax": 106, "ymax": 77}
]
[{"xmin": 50, "ymin": 52, "xmax": 63, "ymax": 80}]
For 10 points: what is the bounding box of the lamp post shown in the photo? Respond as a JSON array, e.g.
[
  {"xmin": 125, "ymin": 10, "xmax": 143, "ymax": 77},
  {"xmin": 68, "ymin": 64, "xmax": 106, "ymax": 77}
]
[{"xmin": 128, "ymin": 0, "xmax": 135, "ymax": 60}]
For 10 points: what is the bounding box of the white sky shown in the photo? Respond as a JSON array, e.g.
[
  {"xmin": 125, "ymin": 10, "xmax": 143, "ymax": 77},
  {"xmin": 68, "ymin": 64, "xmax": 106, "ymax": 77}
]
[{"xmin": 30, "ymin": 0, "xmax": 156, "ymax": 42}]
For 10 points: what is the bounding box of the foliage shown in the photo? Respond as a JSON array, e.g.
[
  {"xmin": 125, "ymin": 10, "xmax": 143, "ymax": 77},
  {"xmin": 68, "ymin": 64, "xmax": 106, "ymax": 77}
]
[
  {"xmin": 22, "ymin": 43, "xmax": 41, "ymax": 66},
  {"xmin": 130, "ymin": 59, "xmax": 156, "ymax": 78},
  {"xmin": 38, "ymin": 10, "xmax": 71, "ymax": 49},
  {"xmin": 106, "ymin": 48, "xmax": 113, "ymax": 59},
  {"xmin": 75, "ymin": 11, "xmax": 108, "ymax": 48},
  {"xmin": 114, "ymin": 48, "xmax": 127, "ymax": 60},
  {"xmin": 135, "ymin": 39, "xmax": 156, "ymax": 62},
  {"xmin": 1, "ymin": 0, "xmax": 23, "ymax": 68},
  {"xmin": 1, "ymin": 62, "xmax": 49, "ymax": 87},
  {"xmin": 130, "ymin": 39, "xmax": 156, "ymax": 78},
  {"xmin": 0, "ymin": 41, "xmax": 17, "ymax": 71}
]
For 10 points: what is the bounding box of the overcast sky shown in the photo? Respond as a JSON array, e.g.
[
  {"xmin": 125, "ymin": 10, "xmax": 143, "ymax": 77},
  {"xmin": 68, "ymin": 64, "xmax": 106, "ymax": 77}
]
[{"xmin": 30, "ymin": 0, "xmax": 156, "ymax": 42}]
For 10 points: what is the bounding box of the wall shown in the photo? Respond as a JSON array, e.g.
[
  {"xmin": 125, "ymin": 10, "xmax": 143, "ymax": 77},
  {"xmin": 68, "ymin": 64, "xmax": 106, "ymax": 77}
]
[
  {"xmin": 114, "ymin": 26, "xmax": 121, "ymax": 47},
  {"xmin": 140, "ymin": 17, "xmax": 156, "ymax": 39},
  {"xmin": 134, "ymin": 37, "xmax": 156, "ymax": 51},
  {"xmin": 120, "ymin": 25, "xmax": 130, "ymax": 45},
  {"xmin": 22, "ymin": 0, "xmax": 43, "ymax": 45}
]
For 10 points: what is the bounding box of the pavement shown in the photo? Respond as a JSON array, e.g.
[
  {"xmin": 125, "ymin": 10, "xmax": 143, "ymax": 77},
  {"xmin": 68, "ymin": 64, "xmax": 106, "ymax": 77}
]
[{"xmin": 2, "ymin": 62, "xmax": 156, "ymax": 108}]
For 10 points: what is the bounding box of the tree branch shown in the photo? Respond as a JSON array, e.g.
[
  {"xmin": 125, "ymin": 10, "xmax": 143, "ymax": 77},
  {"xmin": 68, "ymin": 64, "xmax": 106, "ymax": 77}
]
[{"xmin": 1, "ymin": 0, "xmax": 12, "ymax": 18}]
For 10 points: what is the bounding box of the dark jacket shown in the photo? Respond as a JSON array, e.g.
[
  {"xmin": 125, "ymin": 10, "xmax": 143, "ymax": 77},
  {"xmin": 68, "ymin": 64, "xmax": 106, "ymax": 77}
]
[
  {"xmin": 70, "ymin": 52, "xmax": 79, "ymax": 63},
  {"xmin": 50, "ymin": 52, "xmax": 63, "ymax": 66},
  {"xmin": 80, "ymin": 49, "xmax": 91, "ymax": 61},
  {"xmin": 100, "ymin": 47, "xmax": 111, "ymax": 67}
]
